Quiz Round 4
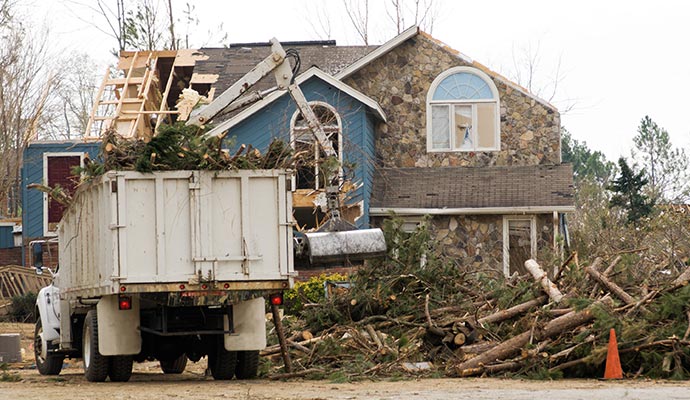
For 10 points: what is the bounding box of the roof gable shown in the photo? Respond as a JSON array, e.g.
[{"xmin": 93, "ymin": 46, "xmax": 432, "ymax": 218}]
[{"xmin": 207, "ymin": 67, "xmax": 386, "ymax": 135}]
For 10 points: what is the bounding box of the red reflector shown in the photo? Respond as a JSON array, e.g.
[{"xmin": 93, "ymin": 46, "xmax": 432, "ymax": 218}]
[
  {"xmin": 120, "ymin": 286, "xmax": 126, "ymax": 292},
  {"xmin": 118, "ymin": 296, "xmax": 132, "ymax": 310},
  {"xmin": 223, "ymin": 283, "xmax": 230, "ymax": 289},
  {"xmin": 201, "ymin": 284, "xmax": 208, "ymax": 290},
  {"xmin": 269, "ymin": 293, "xmax": 283, "ymax": 306},
  {"xmin": 179, "ymin": 284, "xmax": 185, "ymax": 290}
]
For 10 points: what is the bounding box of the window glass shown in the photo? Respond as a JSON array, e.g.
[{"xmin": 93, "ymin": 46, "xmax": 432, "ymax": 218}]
[
  {"xmin": 433, "ymin": 73, "xmax": 494, "ymax": 101},
  {"xmin": 453, "ymin": 105, "xmax": 473, "ymax": 150},
  {"xmin": 476, "ymin": 103, "xmax": 496, "ymax": 148},
  {"xmin": 428, "ymin": 68, "xmax": 500, "ymax": 152},
  {"xmin": 431, "ymin": 105, "xmax": 450, "ymax": 149}
]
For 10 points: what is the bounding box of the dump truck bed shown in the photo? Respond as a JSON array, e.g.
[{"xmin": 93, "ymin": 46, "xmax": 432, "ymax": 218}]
[{"xmin": 57, "ymin": 170, "xmax": 294, "ymax": 298}]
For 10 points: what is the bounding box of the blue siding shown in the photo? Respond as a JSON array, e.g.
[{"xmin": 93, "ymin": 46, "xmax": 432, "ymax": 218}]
[
  {"xmin": 22, "ymin": 141, "xmax": 101, "ymax": 239},
  {"xmin": 0, "ymin": 226, "xmax": 13, "ymax": 248},
  {"xmin": 226, "ymin": 76, "xmax": 377, "ymax": 227}
]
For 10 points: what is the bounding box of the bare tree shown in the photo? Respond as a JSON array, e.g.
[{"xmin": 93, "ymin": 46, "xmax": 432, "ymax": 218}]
[
  {"xmin": 343, "ymin": 0, "xmax": 369, "ymax": 45},
  {"xmin": 38, "ymin": 53, "xmax": 100, "ymax": 140},
  {"xmin": 305, "ymin": 2, "xmax": 333, "ymax": 41},
  {"xmin": 508, "ymin": 41, "xmax": 576, "ymax": 114},
  {"xmin": 0, "ymin": 12, "xmax": 58, "ymax": 216},
  {"xmin": 385, "ymin": 0, "xmax": 439, "ymax": 35}
]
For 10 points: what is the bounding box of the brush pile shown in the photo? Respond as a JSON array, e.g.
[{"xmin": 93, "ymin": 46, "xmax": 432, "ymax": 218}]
[
  {"xmin": 265, "ymin": 217, "xmax": 690, "ymax": 380},
  {"xmin": 79, "ymin": 123, "xmax": 298, "ymax": 178}
]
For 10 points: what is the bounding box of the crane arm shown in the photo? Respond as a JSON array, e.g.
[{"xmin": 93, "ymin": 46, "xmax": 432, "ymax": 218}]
[{"xmin": 185, "ymin": 38, "xmax": 335, "ymax": 158}]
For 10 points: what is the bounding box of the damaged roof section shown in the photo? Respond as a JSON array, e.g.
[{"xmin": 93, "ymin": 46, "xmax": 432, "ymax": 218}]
[
  {"xmin": 195, "ymin": 42, "xmax": 378, "ymax": 94},
  {"xmin": 370, "ymin": 164, "xmax": 575, "ymax": 215}
]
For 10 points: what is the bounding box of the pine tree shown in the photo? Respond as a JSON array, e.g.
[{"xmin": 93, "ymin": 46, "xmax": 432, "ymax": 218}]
[
  {"xmin": 608, "ymin": 157, "xmax": 654, "ymax": 224},
  {"xmin": 632, "ymin": 116, "xmax": 690, "ymax": 202}
]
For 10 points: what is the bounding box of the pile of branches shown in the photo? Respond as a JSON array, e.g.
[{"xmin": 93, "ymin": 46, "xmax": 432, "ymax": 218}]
[
  {"xmin": 81, "ymin": 123, "xmax": 298, "ymax": 178},
  {"xmin": 264, "ymin": 218, "xmax": 690, "ymax": 380}
]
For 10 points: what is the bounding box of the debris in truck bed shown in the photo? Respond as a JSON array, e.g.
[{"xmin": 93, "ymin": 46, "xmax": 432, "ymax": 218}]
[
  {"xmin": 266, "ymin": 217, "xmax": 690, "ymax": 381},
  {"xmin": 94, "ymin": 123, "xmax": 298, "ymax": 174}
]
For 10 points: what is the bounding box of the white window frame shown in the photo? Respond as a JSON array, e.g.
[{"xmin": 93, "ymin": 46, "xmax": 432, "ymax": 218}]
[
  {"xmin": 43, "ymin": 152, "xmax": 85, "ymax": 236},
  {"xmin": 502, "ymin": 215, "xmax": 537, "ymax": 278},
  {"xmin": 289, "ymin": 101, "xmax": 343, "ymax": 190},
  {"xmin": 426, "ymin": 66, "xmax": 500, "ymax": 153}
]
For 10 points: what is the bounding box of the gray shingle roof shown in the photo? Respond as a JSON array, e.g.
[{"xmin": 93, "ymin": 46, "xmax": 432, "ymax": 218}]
[
  {"xmin": 371, "ymin": 164, "xmax": 574, "ymax": 210},
  {"xmin": 196, "ymin": 44, "xmax": 378, "ymax": 94}
]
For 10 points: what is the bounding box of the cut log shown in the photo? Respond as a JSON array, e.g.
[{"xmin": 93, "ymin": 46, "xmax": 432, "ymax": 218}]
[
  {"xmin": 672, "ymin": 266, "xmax": 690, "ymax": 289},
  {"xmin": 455, "ymin": 303, "xmax": 602, "ymax": 374},
  {"xmin": 524, "ymin": 260, "xmax": 564, "ymax": 303},
  {"xmin": 589, "ymin": 256, "xmax": 617, "ymax": 297},
  {"xmin": 585, "ymin": 262, "xmax": 635, "ymax": 305},
  {"xmin": 271, "ymin": 303, "xmax": 292, "ymax": 373},
  {"xmin": 454, "ymin": 333, "xmax": 466, "ymax": 346},
  {"xmin": 477, "ymin": 296, "xmax": 547, "ymax": 325}
]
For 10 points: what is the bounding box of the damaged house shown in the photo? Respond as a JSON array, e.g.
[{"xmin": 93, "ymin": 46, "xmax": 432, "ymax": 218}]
[{"xmin": 21, "ymin": 26, "xmax": 573, "ymax": 276}]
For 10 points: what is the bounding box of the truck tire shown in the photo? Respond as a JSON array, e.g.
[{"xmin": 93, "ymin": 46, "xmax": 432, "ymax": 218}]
[
  {"xmin": 160, "ymin": 353, "xmax": 187, "ymax": 374},
  {"xmin": 34, "ymin": 317, "xmax": 64, "ymax": 375},
  {"xmin": 207, "ymin": 337, "xmax": 237, "ymax": 380},
  {"xmin": 234, "ymin": 351, "xmax": 259, "ymax": 379},
  {"xmin": 83, "ymin": 310, "xmax": 109, "ymax": 382},
  {"xmin": 109, "ymin": 356, "xmax": 133, "ymax": 382}
]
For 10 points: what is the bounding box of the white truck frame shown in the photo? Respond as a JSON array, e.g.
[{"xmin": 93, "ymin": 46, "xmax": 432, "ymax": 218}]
[{"xmin": 35, "ymin": 169, "xmax": 293, "ymax": 381}]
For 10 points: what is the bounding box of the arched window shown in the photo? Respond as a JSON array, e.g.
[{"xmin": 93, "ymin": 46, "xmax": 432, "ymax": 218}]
[
  {"xmin": 290, "ymin": 102, "xmax": 342, "ymax": 190},
  {"xmin": 426, "ymin": 67, "xmax": 500, "ymax": 152}
]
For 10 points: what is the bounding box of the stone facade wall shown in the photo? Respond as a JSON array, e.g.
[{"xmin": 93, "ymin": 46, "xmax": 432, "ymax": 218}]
[
  {"xmin": 344, "ymin": 34, "xmax": 561, "ymax": 168},
  {"xmin": 374, "ymin": 213, "xmax": 559, "ymax": 275}
]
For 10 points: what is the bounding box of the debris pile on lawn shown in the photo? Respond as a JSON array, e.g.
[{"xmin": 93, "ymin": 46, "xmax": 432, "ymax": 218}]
[{"xmin": 265, "ymin": 217, "xmax": 690, "ymax": 380}]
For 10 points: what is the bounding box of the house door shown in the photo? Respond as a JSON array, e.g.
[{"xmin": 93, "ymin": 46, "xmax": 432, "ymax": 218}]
[
  {"xmin": 45, "ymin": 154, "xmax": 82, "ymax": 234},
  {"xmin": 503, "ymin": 217, "xmax": 537, "ymax": 277}
]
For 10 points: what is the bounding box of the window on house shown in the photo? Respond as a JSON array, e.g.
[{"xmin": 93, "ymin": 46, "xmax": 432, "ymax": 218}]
[
  {"xmin": 290, "ymin": 102, "xmax": 342, "ymax": 190},
  {"xmin": 427, "ymin": 67, "xmax": 500, "ymax": 152}
]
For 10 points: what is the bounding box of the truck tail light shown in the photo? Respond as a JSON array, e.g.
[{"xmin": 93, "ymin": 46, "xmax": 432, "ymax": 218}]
[
  {"xmin": 118, "ymin": 295, "xmax": 132, "ymax": 310},
  {"xmin": 269, "ymin": 293, "xmax": 283, "ymax": 306}
]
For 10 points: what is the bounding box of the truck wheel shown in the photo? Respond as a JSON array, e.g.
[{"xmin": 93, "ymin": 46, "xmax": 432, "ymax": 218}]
[
  {"xmin": 109, "ymin": 356, "xmax": 133, "ymax": 382},
  {"xmin": 234, "ymin": 351, "xmax": 259, "ymax": 379},
  {"xmin": 34, "ymin": 317, "xmax": 64, "ymax": 375},
  {"xmin": 160, "ymin": 353, "xmax": 187, "ymax": 374},
  {"xmin": 83, "ymin": 310, "xmax": 109, "ymax": 382},
  {"xmin": 207, "ymin": 337, "xmax": 237, "ymax": 380}
]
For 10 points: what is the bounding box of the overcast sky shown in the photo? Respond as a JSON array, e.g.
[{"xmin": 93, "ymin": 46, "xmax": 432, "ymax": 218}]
[{"xmin": 27, "ymin": 0, "xmax": 690, "ymax": 162}]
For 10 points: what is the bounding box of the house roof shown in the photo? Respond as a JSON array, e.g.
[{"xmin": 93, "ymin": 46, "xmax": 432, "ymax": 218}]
[
  {"xmin": 370, "ymin": 164, "xmax": 575, "ymax": 215},
  {"xmin": 195, "ymin": 43, "xmax": 377, "ymax": 94},
  {"xmin": 201, "ymin": 67, "xmax": 387, "ymax": 137}
]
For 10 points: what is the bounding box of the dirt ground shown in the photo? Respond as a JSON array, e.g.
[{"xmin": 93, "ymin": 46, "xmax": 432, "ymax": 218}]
[{"xmin": 2, "ymin": 323, "xmax": 690, "ymax": 400}]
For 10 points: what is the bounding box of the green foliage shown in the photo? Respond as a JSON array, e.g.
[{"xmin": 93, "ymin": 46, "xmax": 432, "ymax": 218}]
[
  {"xmin": 561, "ymin": 128, "xmax": 615, "ymax": 184},
  {"xmin": 0, "ymin": 363, "xmax": 20, "ymax": 382},
  {"xmin": 632, "ymin": 116, "xmax": 690, "ymax": 202},
  {"xmin": 284, "ymin": 273, "xmax": 349, "ymax": 315},
  {"xmin": 10, "ymin": 292, "xmax": 36, "ymax": 322},
  {"xmin": 608, "ymin": 157, "xmax": 655, "ymax": 225}
]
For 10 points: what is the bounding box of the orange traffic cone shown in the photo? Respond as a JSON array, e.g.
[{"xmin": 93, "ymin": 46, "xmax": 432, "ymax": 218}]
[{"xmin": 604, "ymin": 328, "xmax": 623, "ymax": 379}]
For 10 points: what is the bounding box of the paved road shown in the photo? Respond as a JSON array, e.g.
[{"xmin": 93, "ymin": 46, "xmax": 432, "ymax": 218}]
[{"xmin": 2, "ymin": 371, "xmax": 690, "ymax": 400}]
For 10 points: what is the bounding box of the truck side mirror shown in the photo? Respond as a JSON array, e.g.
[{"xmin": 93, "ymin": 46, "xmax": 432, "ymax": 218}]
[{"xmin": 33, "ymin": 242, "xmax": 44, "ymax": 274}]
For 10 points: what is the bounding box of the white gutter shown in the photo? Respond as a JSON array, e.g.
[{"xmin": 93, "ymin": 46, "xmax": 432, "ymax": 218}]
[
  {"xmin": 335, "ymin": 25, "xmax": 419, "ymax": 80},
  {"xmin": 369, "ymin": 206, "xmax": 576, "ymax": 216}
]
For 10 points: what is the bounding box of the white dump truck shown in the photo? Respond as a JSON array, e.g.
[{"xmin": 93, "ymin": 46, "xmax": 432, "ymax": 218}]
[
  {"xmin": 33, "ymin": 39, "xmax": 386, "ymax": 382},
  {"xmin": 35, "ymin": 169, "xmax": 293, "ymax": 381}
]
